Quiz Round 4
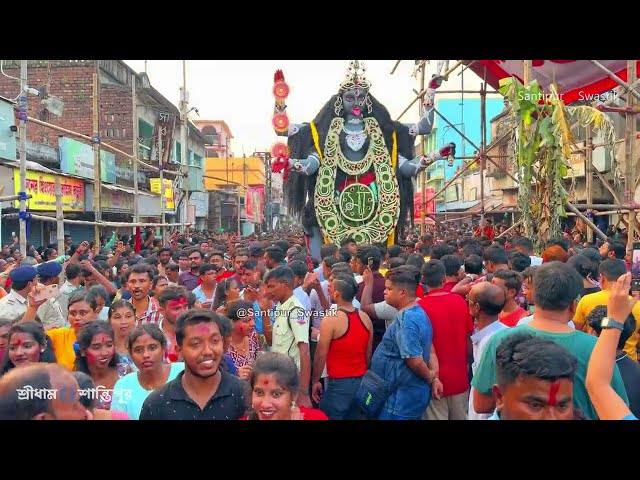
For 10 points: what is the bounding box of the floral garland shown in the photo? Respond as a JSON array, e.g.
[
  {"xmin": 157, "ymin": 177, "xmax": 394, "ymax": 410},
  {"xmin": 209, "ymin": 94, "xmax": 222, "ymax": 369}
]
[{"xmin": 314, "ymin": 117, "xmax": 400, "ymax": 245}]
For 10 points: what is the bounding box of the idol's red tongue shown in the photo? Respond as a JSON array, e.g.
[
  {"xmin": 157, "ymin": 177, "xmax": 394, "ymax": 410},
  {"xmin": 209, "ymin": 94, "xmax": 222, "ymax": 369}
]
[{"xmin": 352, "ymin": 107, "xmax": 361, "ymax": 116}]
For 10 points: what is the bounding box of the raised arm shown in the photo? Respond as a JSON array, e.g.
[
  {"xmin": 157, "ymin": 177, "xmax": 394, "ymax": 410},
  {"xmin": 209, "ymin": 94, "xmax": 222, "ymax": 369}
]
[
  {"xmin": 404, "ymin": 76, "xmax": 443, "ymax": 138},
  {"xmin": 585, "ymin": 272, "xmax": 637, "ymax": 420},
  {"xmin": 398, "ymin": 75, "xmax": 456, "ymax": 178}
]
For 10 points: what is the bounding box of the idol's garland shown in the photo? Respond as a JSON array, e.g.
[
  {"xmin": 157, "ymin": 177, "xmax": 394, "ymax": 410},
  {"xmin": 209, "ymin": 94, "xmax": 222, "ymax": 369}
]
[{"xmin": 314, "ymin": 117, "xmax": 400, "ymax": 245}]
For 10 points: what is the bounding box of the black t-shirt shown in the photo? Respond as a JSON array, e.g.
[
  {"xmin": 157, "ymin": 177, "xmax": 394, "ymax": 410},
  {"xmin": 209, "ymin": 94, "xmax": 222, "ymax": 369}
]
[
  {"xmin": 139, "ymin": 370, "xmax": 247, "ymax": 420},
  {"xmin": 616, "ymin": 354, "xmax": 640, "ymax": 419},
  {"xmin": 582, "ymin": 286, "xmax": 601, "ymax": 297}
]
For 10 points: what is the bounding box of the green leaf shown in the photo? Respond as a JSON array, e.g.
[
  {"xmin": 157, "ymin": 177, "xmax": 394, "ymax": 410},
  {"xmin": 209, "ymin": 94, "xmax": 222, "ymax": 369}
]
[
  {"xmin": 538, "ymin": 116, "xmax": 552, "ymax": 135},
  {"xmin": 559, "ymin": 165, "xmax": 568, "ymax": 177}
]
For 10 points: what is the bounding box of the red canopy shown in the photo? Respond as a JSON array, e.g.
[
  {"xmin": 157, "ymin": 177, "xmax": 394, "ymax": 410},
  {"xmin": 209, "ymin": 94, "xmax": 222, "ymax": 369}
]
[{"xmin": 466, "ymin": 60, "xmax": 640, "ymax": 105}]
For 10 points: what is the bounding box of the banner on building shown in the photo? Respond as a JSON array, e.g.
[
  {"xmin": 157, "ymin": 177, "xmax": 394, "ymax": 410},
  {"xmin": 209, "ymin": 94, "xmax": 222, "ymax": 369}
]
[
  {"xmin": 245, "ymin": 185, "xmax": 265, "ymax": 223},
  {"xmin": 101, "ymin": 188, "xmax": 134, "ymax": 213},
  {"xmin": 59, "ymin": 137, "xmax": 117, "ymax": 183},
  {"xmin": 149, "ymin": 178, "xmax": 175, "ymax": 210},
  {"xmin": 15, "ymin": 169, "xmax": 85, "ymax": 212}
]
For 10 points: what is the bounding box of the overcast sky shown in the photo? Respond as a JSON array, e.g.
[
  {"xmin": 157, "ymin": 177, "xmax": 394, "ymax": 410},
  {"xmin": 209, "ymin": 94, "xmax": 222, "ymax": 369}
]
[{"xmin": 124, "ymin": 60, "xmax": 483, "ymax": 156}]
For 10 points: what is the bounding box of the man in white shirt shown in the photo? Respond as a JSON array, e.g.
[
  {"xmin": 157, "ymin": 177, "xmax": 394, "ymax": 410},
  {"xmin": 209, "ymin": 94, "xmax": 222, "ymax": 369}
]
[
  {"xmin": 265, "ymin": 266, "xmax": 312, "ymax": 408},
  {"xmin": 468, "ymin": 282, "xmax": 508, "ymax": 420},
  {"xmin": 513, "ymin": 237, "xmax": 543, "ymax": 267}
]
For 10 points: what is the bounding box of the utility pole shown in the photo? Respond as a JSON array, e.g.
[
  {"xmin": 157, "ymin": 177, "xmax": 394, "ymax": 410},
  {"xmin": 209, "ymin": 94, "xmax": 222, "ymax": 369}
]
[
  {"xmin": 158, "ymin": 123, "xmax": 165, "ymax": 244},
  {"xmin": 181, "ymin": 60, "xmax": 189, "ymax": 236},
  {"xmin": 92, "ymin": 71, "xmax": 101, "ymax": 253},
  {"xmin": 132, "ymin": 72, "xmax": 139, "ymax": 226},
  {"xmin": 18, "ymin": 60, "xmax": 27, "ymax": 256}
]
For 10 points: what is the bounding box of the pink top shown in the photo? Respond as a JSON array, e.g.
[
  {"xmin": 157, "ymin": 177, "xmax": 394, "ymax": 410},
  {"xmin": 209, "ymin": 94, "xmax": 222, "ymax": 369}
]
[{"xmin": 110, "ymin": 410, "xmax": 130, "ymax": 420}]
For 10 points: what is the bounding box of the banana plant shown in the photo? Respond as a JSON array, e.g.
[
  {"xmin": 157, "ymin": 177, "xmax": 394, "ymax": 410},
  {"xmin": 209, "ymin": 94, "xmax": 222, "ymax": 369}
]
[{"xmin": 499, "ymin": 77, "xmax": 617, "ymax": 250}]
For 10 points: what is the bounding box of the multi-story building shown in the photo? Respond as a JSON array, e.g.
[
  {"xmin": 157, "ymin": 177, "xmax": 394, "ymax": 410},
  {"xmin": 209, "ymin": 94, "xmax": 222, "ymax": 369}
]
[{"xmin": 0, "ymin": 60, "xmax": 206, "ymax": 243}]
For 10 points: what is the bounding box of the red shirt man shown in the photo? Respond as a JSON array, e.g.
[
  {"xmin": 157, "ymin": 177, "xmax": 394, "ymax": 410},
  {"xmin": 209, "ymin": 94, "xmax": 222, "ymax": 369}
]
[{"xmin": 418, "ymin": 260, "xmax": 474, "ymax": 420}]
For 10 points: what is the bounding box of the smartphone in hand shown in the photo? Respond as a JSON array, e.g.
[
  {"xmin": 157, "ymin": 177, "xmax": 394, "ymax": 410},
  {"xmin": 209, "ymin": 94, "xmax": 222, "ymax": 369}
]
[{"xmin": 33, "ymin": 284, "xmax": 60, "ymax": 302}]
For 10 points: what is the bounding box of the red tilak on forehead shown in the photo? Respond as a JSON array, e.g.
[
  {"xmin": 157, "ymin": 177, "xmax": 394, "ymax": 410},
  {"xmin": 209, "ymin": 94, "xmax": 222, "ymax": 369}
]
[
  {"xmin": 168, "ymin": 298, "xmax": 188, "ymax": 308},
  {"xmin": 548, "ymin": 381, "xmax": 560, "ymax": 406}
]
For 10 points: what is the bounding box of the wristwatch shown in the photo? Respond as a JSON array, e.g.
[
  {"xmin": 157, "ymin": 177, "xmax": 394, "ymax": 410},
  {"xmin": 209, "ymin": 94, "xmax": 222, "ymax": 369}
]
[{"xmin": 601, "ymin": 317, "xmax": 625, "ymax": 331}]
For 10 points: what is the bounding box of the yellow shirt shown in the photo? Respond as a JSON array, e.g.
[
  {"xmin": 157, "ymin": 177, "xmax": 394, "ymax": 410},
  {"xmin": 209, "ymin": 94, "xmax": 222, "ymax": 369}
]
[
  {"xmin": 379, "ymin": 268, "xmax": 388, "ymax": 277},
  {"xmin": 573, "ymin": 290, "xmax": 640, "ymax": 361},
  {"xmin": 47, "ymin": 328, "xmax": 77, "ymax": 371}
]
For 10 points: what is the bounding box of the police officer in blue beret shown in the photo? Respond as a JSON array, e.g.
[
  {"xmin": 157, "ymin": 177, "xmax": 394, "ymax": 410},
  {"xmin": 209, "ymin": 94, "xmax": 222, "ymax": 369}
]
[
  {"xmin": 0, "ymin": 266, "xmax": 39, "ymax": 323},
  {"xmin": 34, "ymin": 262, "xmax": 65, "ymax": 329}
]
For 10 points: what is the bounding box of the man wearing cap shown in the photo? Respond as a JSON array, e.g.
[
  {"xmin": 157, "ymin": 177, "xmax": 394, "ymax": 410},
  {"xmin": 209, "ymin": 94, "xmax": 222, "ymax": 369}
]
[
  {"xmin": 34, "ymin": 262, "xmax": 65, "ymax": 330},
  {"xmin": 0, "ymin": 266, "xmax": 39, "ymax": 323}
]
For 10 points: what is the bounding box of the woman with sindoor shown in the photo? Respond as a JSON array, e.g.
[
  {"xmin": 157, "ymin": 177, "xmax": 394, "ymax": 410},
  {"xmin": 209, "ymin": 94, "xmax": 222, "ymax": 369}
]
[
  {"xmin": 108, "ymin": 300, "xmax": 137, "ymax": 374},
  {"xmin": 0, "ymin": 321, "xmax": 57, "ymax": 375},
  {"xmin": 241, "ymin": 352, "xmax": 327, "ymax": 421},
  {"xmin": 213, "ymin": 277, "xmax": 241, "ymax": 312},
  {"xmin": 74, "ymin": 320, "xmax": 121, "ymax": 410},
  {"xmin": 110, "ymin": 324, "xmax": 184, "ymax": 420},
  {"xmin": 225, "ymin": 300, "xmax": 261, "ymax": 381}
]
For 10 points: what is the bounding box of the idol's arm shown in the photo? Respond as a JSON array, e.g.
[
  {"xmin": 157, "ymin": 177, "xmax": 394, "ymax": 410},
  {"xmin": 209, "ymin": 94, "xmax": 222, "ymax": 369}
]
[
  {"xmin": 405, "ymin": 75, "xmax": 443, "ymax": 137},
  {"xmin": 398, "ymin": 143, "xmax": 456, "ymax": 178}
]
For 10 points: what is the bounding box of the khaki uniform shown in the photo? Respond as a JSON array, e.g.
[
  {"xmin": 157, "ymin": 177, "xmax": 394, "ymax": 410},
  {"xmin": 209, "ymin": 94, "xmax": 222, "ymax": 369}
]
[{"xmin": 37, "ymin": 297, "xmax": 66, "ymax": 330}]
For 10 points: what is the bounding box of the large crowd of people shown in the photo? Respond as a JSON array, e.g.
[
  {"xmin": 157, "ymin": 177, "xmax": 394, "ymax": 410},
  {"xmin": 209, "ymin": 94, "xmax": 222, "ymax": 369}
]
[{"xmin": 0, "ymin": 221, "xmax": 637, "ymax": 420}]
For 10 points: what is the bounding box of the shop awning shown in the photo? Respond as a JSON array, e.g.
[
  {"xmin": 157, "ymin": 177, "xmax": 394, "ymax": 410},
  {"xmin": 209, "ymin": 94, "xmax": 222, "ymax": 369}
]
[{"xmin": 465, "ymin": 60, "xmax": 640, "ymax": 105}]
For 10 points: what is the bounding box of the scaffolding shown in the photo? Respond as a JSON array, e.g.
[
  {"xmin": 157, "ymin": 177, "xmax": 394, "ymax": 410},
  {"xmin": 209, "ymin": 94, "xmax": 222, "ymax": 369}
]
[{"xmin": 394, "ymin": 60, "xmax": 638, "ymax": 248}]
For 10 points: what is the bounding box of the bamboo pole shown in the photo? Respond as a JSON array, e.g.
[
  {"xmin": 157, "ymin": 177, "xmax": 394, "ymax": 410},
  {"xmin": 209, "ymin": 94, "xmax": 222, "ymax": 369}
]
[
  {"xmin": 435, "ymin": 90, "xmax": 502, "ymax": 95},
  {"xmin": 22, "ymin": 115, "xmax": 183, "ymax": 177},
  {"xmin": 523, "ymin": 60, "xmax": 532, "ymax": 86},
  {"xmin": 573, "ymin": 204, "xmax": 635, "ymax": 210},
  {"xmin": 585, "ymin": 126, "xmax": 593, "ymax": 243},
  {"xmin": 55, "ymin": 178, "xmax": 65, "ymax": 272},
  {"xmin": 396, "ymin": 61, "xmax": 464, "ymax": 121},
  {"xmin": 626, "ymin": 59, "xmax": 637, "ymax": 246},
  {"xmin": 390, "ymin": 60, "xmax": 402, "ymax": 75},
  {"xmin": 0, "ymin": 194, "xmax": 32, "ymax": 203},
  {"xmin": 431, "ymin": 156, "xmax": 476, "ymax": 201},
  {"xmin": 92, "ymin": 72, "xmax": 101, "ymax": 253},
  {"xmin": 433, "ymin": 107, "xmax": 519, "ymax": 185},
  {"xmin": 590, "ymin": 61, "xmax": 640, "ymax": 102},
  {"xmin": 19, "ymin": 60, "xmax": 27, "ymax": 257},
  {"xmin": 132, "ymin": 71, "xmax": 139, "ymax": 225},
  {"xmin": 496, "ymin": 220, "xmax": 522, "ymax": 238},
  {"xmin": 566, "ymin": 202, "xmax": 607, "ymax": 240},
  {"xmin": 418, "ymin": 62, "xmax": 426, "ymax": 235},
  {"xmin": 480, "ymin": 81, "xmax": 486, "ymax": 226},
  {"xmin": 23, "ymin": 214, "xmax": 192, "ymax": 228}
]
